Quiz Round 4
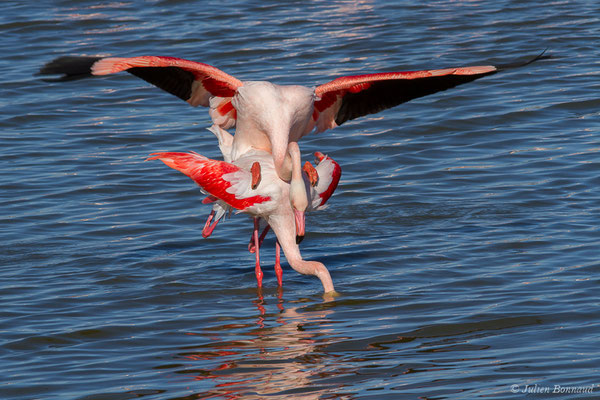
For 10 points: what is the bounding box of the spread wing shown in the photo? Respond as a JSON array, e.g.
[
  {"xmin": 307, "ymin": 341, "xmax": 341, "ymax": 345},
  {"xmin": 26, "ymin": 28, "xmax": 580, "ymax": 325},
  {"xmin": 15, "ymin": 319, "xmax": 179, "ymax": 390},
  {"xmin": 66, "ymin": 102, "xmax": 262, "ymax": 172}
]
[
  {"xmin": 39, "ymin": 55, "xmax": 242, "ymax": 128},
  {"xmin": 311, "ymin": 51, "xmax": 550, "ymax": 133},
  {"xmin": 312, "ymin": 66, "xmax": 497, "ymax": 132}
]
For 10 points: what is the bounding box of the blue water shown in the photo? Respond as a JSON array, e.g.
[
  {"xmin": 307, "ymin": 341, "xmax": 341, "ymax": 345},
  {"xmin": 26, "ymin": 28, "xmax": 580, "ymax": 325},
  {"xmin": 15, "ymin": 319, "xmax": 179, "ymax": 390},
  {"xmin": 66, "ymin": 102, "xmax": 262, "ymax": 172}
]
[{"xmin": 1, "ymin": 1, "xmax": 599, "ymax": 399}]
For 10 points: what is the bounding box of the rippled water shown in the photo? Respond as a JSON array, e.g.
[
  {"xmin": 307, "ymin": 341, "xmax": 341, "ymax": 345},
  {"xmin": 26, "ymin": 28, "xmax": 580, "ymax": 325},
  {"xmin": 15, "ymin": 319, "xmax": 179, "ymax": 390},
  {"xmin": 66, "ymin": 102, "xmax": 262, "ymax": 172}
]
[{"xmin": 2, "ymin": 1, "xmax": 599, "ymax": 399}]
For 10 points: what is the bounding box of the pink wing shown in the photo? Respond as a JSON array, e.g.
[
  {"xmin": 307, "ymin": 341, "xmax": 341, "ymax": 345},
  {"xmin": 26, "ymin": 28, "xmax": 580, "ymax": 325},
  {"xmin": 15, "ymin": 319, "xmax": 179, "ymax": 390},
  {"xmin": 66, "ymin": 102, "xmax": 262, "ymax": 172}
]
[
  {"xmin": 312, "ymin": 65, "xmax": 497, "ymax": 132},
  {"xmin": 91, "ymin": 56, "xmax": 241, "ymax": 106},
  {"xmin": 39, "ymin": 55, "xmax": 242, "ymax": 126},
  {"xmin": 148, "ymin": 152, "xmax": 270, "ymax": 210}
]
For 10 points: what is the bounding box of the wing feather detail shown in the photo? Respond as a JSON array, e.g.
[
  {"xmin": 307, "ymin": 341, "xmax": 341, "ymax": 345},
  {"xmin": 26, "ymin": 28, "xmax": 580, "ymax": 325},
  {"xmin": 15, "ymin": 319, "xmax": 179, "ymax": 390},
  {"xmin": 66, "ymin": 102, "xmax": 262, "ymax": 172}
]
[
  {"xmin": 92, "ymin": 56, "xmax": 242, "ymax": 107},
  {"xmin": 313, "ymin": 66, "xmax": 497, "ymax": 131},
  {"xmin": 148, "ymin": 152, "xmax": 270, "ymax": 210}
]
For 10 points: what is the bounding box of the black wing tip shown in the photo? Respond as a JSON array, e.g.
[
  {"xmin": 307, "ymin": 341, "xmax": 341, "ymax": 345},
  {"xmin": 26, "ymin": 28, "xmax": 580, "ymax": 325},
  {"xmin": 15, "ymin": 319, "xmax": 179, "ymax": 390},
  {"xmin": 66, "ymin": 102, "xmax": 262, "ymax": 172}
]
[
  {"xmin": 37, "ymin": 55, "xmax": 104, "ymax": 82},
  {"xmin": 496, "ymin": 49, "xmax": 552, "ymax": 71}
]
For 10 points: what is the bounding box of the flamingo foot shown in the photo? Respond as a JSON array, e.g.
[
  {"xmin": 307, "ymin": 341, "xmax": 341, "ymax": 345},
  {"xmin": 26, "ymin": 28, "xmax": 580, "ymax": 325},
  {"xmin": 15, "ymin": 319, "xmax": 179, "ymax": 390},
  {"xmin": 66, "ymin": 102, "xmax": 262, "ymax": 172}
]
[
  {"xmin": 255, "ymin": 262, "xmax": 264, "ymax": 288},
  {"xmin": 202, "ymin": 210, "xmax": 219, "ymax": 238},
  {"xmin": 274, "ymin": 241, "xmax": 283, "ymax": 287},
  {"xmin": 303, "ymin": 161, "xmax": 319, "ymax": 187},
  {"xmin": 251, "ymin": 161, "xmax": 261, "ymax": 189}
]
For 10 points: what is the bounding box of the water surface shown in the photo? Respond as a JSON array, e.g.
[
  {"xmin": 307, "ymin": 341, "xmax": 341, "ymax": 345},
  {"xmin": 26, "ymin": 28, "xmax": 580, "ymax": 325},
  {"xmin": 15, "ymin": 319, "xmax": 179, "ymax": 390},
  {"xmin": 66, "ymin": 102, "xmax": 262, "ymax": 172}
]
[{"xmin": 1, "ymin": 1, "xmax": 599, "ymax": 399}]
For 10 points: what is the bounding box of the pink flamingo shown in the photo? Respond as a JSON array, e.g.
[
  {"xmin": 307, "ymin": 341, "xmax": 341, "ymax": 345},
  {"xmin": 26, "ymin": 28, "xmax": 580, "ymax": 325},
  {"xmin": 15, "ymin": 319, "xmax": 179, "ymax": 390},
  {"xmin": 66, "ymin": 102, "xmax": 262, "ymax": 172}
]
[
  {"xmin": 206, "ymin": 123, "xmax": 341, "ymax": 287},
  {"xmin": 148, "ymin": 141, "xmax": 340, "ymax": 292},
  {"xmin": 247, "ymin": 150, "xmax": 342, "ymax": 286},
  {"xmin": 40, "ymin": 54, "xmax": 511, "ymax": 185},
  {"xmin": 40, "ymin": 52, "xmax": 546, "ymax": 234}
]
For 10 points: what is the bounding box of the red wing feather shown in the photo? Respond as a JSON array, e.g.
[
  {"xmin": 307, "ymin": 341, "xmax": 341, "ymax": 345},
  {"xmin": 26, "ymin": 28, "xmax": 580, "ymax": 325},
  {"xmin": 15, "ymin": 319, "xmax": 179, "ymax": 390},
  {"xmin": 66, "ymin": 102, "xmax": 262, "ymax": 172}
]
[{"xmin": 148, "ymin": 152, "xmax": 269, "ymax": 210}]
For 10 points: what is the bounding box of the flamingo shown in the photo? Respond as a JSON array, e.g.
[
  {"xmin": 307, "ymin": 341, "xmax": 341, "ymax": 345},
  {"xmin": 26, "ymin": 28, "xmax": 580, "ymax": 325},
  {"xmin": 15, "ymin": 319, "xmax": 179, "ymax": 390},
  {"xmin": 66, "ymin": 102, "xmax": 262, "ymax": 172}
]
[
  {"xmin": 199, "ymin": 124, "xmax": 338, "ymax": 242},
  {"xmin": 39, "ymin": 52, "xmax": 547, "ymax": 292},
  {"xmin": 148, "ymin": 140, "xmax": 340, "ymax": 292},
  {"xmin": 39, "ymin": 53, "xmax": 546, "ymax": 185},
  {"xmin": 247, "ymin": 150, "xmax": 342, "ymax": 286}
]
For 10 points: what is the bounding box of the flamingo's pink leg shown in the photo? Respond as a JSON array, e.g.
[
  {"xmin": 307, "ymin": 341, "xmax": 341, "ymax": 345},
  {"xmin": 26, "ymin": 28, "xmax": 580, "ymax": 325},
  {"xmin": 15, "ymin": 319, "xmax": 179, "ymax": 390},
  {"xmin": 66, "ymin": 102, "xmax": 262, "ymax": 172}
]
[
  {"xmin": 202, "ymin": 210, "xmax": 219, "ymax": 238},
  {"xmin": 248, "ymin": 222, "xmax": 270, "ymax": 253},
  {"xmin": 253, "ymin": 217, "xmax": 263, "ymax": 288},
  {"xmin": 274, "ymin": 240, "xmax": 283, "ymax": 287}
]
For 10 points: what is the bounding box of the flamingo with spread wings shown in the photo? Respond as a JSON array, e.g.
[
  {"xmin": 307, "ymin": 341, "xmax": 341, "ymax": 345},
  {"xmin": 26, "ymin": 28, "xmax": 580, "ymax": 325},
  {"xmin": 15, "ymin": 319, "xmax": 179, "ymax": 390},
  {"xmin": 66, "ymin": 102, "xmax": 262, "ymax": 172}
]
[
  {"xmin": 40, "ymin": 54, "xmax": 515, "ymax": 185},
  {"xmin": 39, "ymin": 51, "xmax": 547, "ymax": 292}
]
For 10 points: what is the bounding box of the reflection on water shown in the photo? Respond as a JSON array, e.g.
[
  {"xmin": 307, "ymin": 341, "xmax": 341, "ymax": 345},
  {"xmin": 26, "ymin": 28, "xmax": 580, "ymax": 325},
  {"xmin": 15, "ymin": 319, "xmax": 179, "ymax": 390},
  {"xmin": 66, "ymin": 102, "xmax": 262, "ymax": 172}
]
[
  {"xmin": 173, "ymin": 291, "xmax": 340, "ymax": 399},
  {"xmin": 158, "ymin": 292, "xmax": 549, "ymax": 399}
]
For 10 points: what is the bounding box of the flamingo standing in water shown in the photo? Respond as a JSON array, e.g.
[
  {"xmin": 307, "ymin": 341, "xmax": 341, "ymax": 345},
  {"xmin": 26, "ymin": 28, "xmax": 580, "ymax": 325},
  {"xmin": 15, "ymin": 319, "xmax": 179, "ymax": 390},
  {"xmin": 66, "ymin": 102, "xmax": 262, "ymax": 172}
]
[
  {"xmin": 246, "ymin": 149, "xmax": 342, "ymax": 286},
  {"xmin": 148, "ymin": 139, "xmax": 340, "ymax": 293},
  {"xmin": 197, "ymin": 124, "xmax": 341, "ymax": 288}
]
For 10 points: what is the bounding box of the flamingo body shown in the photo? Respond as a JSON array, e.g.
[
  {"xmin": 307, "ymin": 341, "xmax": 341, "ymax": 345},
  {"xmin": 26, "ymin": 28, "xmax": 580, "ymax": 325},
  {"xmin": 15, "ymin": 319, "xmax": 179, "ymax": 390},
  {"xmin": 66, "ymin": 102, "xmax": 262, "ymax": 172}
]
[
  {"xmin": 231, "ymin": 81, "xmax": 315, "ymax": 178},
  {"xmin": 149, "ymin": 144, "xmax": 336, "ymax": 293},
  {"xmin": 149, "ymin": 150, "xmax": 277, "ymax": 215}
]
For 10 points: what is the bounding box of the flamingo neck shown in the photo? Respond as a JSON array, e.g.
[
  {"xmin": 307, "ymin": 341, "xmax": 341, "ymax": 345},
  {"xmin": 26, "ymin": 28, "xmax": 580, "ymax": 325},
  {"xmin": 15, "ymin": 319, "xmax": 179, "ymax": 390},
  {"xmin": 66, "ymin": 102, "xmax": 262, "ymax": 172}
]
[
  {"xmin": 271, "ymin": 133, "xmax": 291, "ymax": 181},
  {"xmin": 268, "ymin": 213, "xmax": 334, "ymax": 293},
  {"xmin": 290, "ymin": 259, "xmax": 334, "ymax": 293}
]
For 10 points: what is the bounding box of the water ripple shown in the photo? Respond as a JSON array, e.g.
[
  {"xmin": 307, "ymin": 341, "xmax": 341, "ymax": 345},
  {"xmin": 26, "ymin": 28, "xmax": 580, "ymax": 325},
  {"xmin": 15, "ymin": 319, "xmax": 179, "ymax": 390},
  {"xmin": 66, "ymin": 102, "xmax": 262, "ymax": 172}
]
[{"xmin": 2, "ymin": 0, "xmax": 599, "ymax": 399}]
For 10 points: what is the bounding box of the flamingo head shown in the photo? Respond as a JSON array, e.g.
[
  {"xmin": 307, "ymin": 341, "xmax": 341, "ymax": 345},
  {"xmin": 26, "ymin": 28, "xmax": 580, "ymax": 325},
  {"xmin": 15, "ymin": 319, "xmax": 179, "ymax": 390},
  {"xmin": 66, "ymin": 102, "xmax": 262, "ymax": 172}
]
[{"xmin": 288, "ymin": 141, "xmax": 308, "ymax": 243}]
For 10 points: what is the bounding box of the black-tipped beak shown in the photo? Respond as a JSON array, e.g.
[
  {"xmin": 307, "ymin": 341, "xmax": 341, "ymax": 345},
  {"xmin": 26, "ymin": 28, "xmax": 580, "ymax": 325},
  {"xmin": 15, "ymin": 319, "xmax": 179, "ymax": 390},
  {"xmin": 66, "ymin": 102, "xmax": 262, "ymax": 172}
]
[
  {"xmin": 296, "ymin": 234, "xmax": 304, "ymax": 244},
  {"xmin": 294, "ymin": 209, "xmax": 305, "ymax": 238}
]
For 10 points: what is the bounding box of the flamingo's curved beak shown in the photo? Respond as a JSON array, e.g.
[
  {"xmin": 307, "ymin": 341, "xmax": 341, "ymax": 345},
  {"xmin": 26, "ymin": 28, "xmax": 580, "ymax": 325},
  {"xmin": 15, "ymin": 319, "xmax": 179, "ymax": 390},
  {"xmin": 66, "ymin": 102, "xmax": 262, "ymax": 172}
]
[{"xmin": 294, "ymin": 209, "xmax": 305, "ymax": 244}]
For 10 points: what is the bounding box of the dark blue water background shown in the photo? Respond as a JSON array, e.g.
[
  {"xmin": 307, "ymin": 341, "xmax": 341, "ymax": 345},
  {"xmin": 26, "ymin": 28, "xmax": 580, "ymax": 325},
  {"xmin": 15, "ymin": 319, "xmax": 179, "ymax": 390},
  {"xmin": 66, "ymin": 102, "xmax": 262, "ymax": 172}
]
[{"xmin": 1, "ymin": 1, "xmax": 599, "ymax": 399}]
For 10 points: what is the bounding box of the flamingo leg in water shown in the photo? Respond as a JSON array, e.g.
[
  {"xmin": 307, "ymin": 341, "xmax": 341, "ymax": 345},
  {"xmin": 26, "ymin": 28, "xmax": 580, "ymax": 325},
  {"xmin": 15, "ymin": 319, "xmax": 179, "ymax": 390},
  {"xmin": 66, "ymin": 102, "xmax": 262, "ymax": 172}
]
[
  {"xmin": 253, "ymin": 217, "xmax": 263, "ymax": 287},
  {"xmin": 274, "ymin": 240, "xmax": 283, "ymax": 287}
]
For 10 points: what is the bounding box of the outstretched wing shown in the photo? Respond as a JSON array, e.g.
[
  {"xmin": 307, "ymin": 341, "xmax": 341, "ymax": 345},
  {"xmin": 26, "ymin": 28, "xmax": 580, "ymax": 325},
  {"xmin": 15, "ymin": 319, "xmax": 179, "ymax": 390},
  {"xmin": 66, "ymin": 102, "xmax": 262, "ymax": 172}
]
[
  {"xmin": 312, "ymin": 65, "xmax": 497, "ymax": 132},
  {"xmin": 312, "ymin": 51, "xmax": 550, "ymax": 133},
  {"xmin": 148, "ymin": 152, "xmax": 270, "ymax": 210},
  {"xmin": 38, "ymin": 56, "xmax": 103, "ymax": 82},
  {"xmin": 39, "ymin": 55, "xmax": 242, "ymax": 128}
]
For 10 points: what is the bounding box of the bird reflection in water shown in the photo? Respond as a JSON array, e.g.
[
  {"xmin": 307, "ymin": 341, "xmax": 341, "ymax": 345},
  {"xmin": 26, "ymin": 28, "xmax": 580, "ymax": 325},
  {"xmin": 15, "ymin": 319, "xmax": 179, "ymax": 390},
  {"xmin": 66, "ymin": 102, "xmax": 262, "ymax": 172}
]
[{"xmin": 173, "ymin": 291, "xmax": 341, "ymax": 399}]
